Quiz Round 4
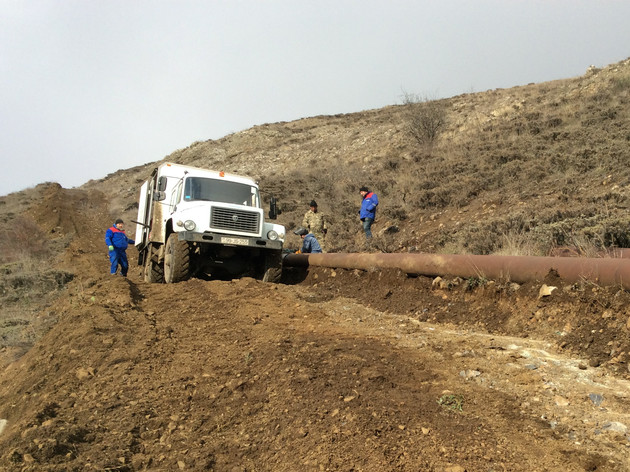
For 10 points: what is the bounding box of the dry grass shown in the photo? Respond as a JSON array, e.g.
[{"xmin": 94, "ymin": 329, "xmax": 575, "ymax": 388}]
[
  {"xmin": 0, "ymin": 194, "xmax": 73, "ymax": 353},
  {"xmin": 0, "ymin": 216, "xmax": 51, "ymax": 264},
  {"xmin": 0, "ymin": 256, "xmax": 72, "ymax": 350}
]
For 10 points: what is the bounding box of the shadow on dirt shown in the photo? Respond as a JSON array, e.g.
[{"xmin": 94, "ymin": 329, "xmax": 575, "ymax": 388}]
[{"xmin": 280, "ymin": 266, "xmax": 309, "ymax": 285}]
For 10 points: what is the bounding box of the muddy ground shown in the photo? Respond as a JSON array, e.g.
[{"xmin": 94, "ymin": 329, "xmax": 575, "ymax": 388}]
[{"xmin": 1, "ymin": 185, "xmax": 630, "ymax": 471}]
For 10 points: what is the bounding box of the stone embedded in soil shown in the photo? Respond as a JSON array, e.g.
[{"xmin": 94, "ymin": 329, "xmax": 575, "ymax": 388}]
[
  {"xmin": 601, "ymin": 421, "xmax": 628, "ymax": 433},
  {"xmin": 588, "ymin": 393, "xmax": 604, "ymax": 406}
]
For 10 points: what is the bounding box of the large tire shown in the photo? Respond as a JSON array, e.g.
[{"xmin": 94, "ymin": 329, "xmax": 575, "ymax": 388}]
[
  {"xmin": 164, "ymin": 233, "xmax": 191, "ymax": 283},
  {"xmin": 143, "ymin": 245, "xmax": 164, "ymax": 283},
  {"xmin": 261, "ymin": 250, "xmax": 283, "ymax": 283}
]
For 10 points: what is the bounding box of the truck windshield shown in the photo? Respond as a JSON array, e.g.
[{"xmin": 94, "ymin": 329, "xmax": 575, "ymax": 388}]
[{"xmin": 183, "ymin": 177, "xmax": 258, "ymax": 207}]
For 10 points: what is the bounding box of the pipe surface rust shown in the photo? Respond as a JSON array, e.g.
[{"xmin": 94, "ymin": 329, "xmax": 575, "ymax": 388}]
[{"xmin": 283, "ymin": 252, "xmax": 630, "ymax": 290}]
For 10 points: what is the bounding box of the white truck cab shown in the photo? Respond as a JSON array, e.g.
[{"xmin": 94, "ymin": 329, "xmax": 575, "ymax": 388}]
[{"xmin": 135, "ymin": 162, "xmax": 285, "ymax": 283}]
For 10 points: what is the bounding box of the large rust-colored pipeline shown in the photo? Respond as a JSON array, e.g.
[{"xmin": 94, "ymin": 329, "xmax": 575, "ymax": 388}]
[{"xmin": 283, "ymin": 252, "xmax": 630, "ymax": 289}]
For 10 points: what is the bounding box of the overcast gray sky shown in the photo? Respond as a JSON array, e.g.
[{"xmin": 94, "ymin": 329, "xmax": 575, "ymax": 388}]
[{"xmin": 1, "ymin": 1, "xmax": 629, "ymax": 196}]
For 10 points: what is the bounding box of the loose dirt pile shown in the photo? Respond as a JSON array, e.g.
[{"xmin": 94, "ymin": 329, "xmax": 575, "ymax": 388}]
[{"xmin": 0, "ymin": 186, "xmax": 629, "ymax": 471}]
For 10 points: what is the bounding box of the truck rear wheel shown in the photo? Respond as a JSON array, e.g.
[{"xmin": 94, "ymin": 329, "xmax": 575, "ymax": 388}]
[
  {"xmin": 164, "ymin": 233, "xmax": 191, "ymax": 283},
  {"xmin": 143, "ymin": 245, "xmax": 164, "ymax": 283},
  {"xmin": 262, "ymin": 250, "xmax": 283, "ymax": 283}
]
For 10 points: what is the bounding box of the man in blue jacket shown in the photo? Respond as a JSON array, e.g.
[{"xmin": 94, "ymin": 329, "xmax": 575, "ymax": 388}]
[
  {"xmin": 359, "ymin": 186, "xmax": 379, "ymax": 239},
  {"xmin": 294, "ymin": 227, "xmax": 322, "ymax": 254},
  {"xmin": 105, "ymin": 219, "xmax": 135, "ymax": 276}
]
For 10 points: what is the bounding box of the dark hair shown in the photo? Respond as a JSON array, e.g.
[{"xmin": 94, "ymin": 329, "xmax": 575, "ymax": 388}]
[
  {"xmin": 359, "ymin": 186, "xmax": 369, "ymax": 192},
  {"xmin": 309, "ymin": 200, "xmax": 317, "ymax": 207},
  {"xmin": 115, "ymin": 219, "xmax": 124, "ymax": 225}
]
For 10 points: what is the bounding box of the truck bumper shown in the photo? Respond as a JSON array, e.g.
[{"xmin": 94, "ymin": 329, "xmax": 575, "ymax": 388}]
[{"xmin": 178, "ymin": 231, "xmax": 283, "ymax": 250}]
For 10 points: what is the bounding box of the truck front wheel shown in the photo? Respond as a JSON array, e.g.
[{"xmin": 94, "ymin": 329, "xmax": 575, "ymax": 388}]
[
  {"xmin": 164, "ymin": 233, "xmax": 191, "ymax": 283},
  {"xmin": 261, "ymin": 250, "xmax": 283, "ymax": 283}
]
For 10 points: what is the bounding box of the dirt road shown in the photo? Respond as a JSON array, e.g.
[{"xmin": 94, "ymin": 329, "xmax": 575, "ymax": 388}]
[{"xmin": 0, "ymin": 264, "xmax": 629, "ymax": 471}]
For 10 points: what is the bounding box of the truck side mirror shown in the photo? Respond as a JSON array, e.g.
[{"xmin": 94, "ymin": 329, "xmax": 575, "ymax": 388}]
[
  {"xmin": 153, "ymin": 191, "xmax": 166, "ymax": 201},
  {"xmin": 157, "ymin": 176, "xmax": 167, "ymax": 192},
  {"xmin": 269, "ymin": 196, "xmax": 279, "ymax": 220}
]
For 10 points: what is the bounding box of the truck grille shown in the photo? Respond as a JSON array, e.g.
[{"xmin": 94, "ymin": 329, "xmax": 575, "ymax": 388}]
[{"xmin": 210, "ymin": 208, "xmax": 260, "ymax": 234}]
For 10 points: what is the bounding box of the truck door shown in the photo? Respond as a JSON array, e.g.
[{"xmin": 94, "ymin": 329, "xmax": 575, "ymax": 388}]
[{"xmin": 135, "ymin": 180, "xmax": 150, "ymax": 247}]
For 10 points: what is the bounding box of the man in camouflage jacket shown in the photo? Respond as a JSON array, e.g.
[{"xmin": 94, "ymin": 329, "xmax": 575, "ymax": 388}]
[{"xmin": 302, "ymin": 200, "xmax": 328, "ymax": 252}]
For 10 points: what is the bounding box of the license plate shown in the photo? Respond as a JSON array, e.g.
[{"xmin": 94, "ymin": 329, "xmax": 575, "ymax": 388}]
[{"xmin": 221, "ymin": 236, "xmax": 249, "ymax": 246}]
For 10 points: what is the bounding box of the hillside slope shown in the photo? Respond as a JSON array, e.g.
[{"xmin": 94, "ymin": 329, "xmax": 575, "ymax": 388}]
[{"xmin": 83, "ymin": 58, "xmax": 630, "ymax": 255}]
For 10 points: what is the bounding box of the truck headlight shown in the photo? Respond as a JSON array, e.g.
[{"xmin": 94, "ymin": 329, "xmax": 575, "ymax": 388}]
[
  {"xmin": 267, "ymin": 230, "xmax": 278, "ymax": 241},
  {"xmin": 184, "ymin": 220, "xmax": 196, "ymax": 231}
]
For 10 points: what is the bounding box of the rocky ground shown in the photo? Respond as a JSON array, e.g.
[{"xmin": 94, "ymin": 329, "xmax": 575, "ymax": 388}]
[{"xmin": 0, "ymin": 184, "xmax": 629, "ymax": 471}]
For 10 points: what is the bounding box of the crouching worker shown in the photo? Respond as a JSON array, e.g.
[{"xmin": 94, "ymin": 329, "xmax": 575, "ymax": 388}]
[
  {"xmin": 105, "ymin": 219, "xmax": 135, "ymax": 276},
  {"xmin": 294, "ymin": 227, "xmax": 322, "ymax": 254}
]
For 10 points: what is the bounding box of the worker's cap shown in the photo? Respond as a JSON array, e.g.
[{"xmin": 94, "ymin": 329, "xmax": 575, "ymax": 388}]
[
  {"xmin": 293, "ymin": 227, "xmax": 308, "ymax": 236},
  {"xmin": 359, "ymin": 186, "xmax": 369, "ymax": 192},
  {"xmin": 309, "ymin": 200, "xmax": 317, "ymax": 207},
  {"xmin": 115, "ymin": 218, "xmax": 124, "ymax": 224}
]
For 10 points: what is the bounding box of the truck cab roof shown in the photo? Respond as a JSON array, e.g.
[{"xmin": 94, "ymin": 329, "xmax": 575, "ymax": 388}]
[{"xmin": 157, "ymin": 162, "xmax": 258, "ymax": 188}]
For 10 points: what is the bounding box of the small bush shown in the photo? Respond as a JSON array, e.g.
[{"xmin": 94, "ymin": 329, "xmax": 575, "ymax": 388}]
[
  {"xmin": 401, "ymin": 92, "xmax": 448, "ymax": 147},
  {"xmin": 437, "ymin": 394, "xmax": 464, "ymax": 412},
  {"xmin": 417, "ymin": 188, "xmax": 452, "ymax": 210},
  {"xmin": 611, "ymin": 75, "xmax": 630, "ymax": 92},
  {"xmin": 466, "ymin": 277, "xmax": 488, "ymax": 290}
]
